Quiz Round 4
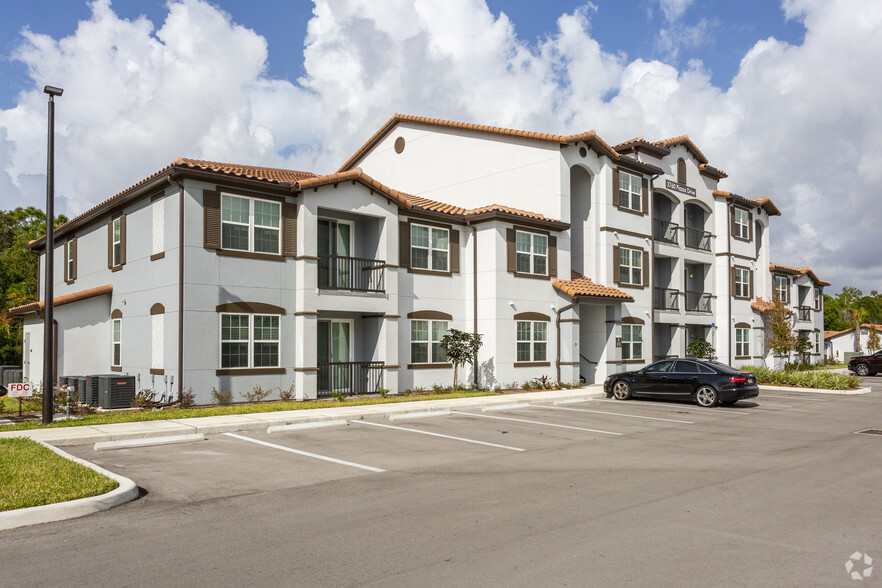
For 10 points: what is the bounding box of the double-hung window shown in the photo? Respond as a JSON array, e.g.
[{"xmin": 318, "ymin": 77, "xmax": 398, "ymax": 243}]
[
  {"xmin": 220, "ymin": 314, "xmax": 280, "ymax": 369},
  {"xmin": 411, "ymin": 224, "xmax": 449, "ymax": 271},
  {"xmin": 621, "ymin": 325, "xmax": 643, "ymax": 360},
  {"xmin": 814, "ymin": 288, "xmax": 821, "ymax": 311},
  {"xmin": 411, "ymin": 320, "xmax": 448, "ymax": 364},
  {"xmin": 618, "ymin": 170, "xmax": 642, "ymax": 212},
  {"xmin": 774, "ymin": 276, "xmax": 789, "ymax": 303},
  {"xmin": 735, "ymin": 327, "xmax": 750, "ymax": 357},
  {"xmin": 221, "ymin": 194, "xmax": 281, "ymax": 254},
  {"xmin": 112, "ymin": 319, "xmax": 122, "ymax": 367},
  {"xmin": 112, "ymin": 218, "xmax": 122, "ymax": 267},
  {"xmin": 733, "ymin": 208, "xmax": 750, "ymax": 240},
  {"xmin": 517, "ymin": 321, "xmax": 547, "ymax": 363},
  {"xmin": 516, "ymin": 231, "xmax": 548, "ymax": 275},
  {"xmin": 64, "ymin": 238, "xmax": 76, "ymax": 283},
  {"xmin": 814, "ymin": 332, "xmax": 820, "ymax": 354},
  {"xmin": 619, "ymin": 247, "xmax": 643, "ymax": 286},
  {"xmin": 734, "ymin": 267, "xmax": 750, "ymax": 298}
]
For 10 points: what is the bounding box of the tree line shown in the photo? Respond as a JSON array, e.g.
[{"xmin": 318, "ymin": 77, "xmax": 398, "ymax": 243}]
[{"xmin": 823, "ymin": 287, "xmax": 882, "ymax": 332}]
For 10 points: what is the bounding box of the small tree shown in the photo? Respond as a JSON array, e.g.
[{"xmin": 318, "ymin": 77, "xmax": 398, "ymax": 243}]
[
  {"xmin": 794, "ymin": 335, "xmax": 812, "ymax": 368},
  {"xmin": 766, "ymin": 298, "xmax": 796, "ymax": 369},
  {"xmin": 867, "ymin": 327, "xmax": 881, "ymax": 353},
  {"xmin": 439, "ymin": 329, "xmax": 483, "ymax": 390},
  {"xmin": 686, "ymin": 336, "xmax": 715, "ymax": 359}
]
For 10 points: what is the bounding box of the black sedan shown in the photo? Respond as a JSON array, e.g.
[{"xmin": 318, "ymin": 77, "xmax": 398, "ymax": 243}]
[{"xmin": 603, "ymin": 358, "xmax": 759, "ymax": 407}]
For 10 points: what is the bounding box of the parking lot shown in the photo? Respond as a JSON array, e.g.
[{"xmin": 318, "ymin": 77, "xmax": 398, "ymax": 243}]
[{"xmin": 6, "ymin": 384, "xmax": 882, "ymax": 586}]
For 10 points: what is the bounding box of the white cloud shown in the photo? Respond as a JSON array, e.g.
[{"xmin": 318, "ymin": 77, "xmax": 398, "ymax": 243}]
[{"xmin": 0, "ymin": 0, "xmax": 880, "ymax": 293}]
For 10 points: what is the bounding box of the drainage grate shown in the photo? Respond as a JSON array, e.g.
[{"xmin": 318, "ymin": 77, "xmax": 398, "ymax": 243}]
[{"xmin": 855, "ymin": 429, "xmax": 882, "ymax": 436}]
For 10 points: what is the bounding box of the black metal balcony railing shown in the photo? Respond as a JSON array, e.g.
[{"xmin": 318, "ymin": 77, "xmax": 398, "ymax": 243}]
[
  {"xmin": 685, "ymin": 291, "xmax": 713, "ymax": 313},
  {"xmin": 317, "ymin": 361, "xmax": 384, "ymax": 398},
  {"xmin": 683, "ymin": 227, "xmax": 712, "ymax": 251},
  {"xmin": 318, "ymin": 255, "xmax": 385, "ymax": 292},
  {"xmin": 654, "ymin": 220, "xmax": 679, "ymax": 245},
  {"xmin": 798, "ymin": 306, "xmax": 812, "ymax": 321},
  {"xmin": 654, "ymin": 287, "xmax": 680, "ymax": 311}
]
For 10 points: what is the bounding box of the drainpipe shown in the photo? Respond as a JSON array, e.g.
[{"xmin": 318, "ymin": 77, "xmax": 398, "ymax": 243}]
[
  {"xmin": 556, "ymin": 298, "xmax": 578, "ymax": 384},
  {"xmin": 466, "ymin": 221, "xmax": 479, "ymax": 389},
  {"xmin": 648, "ymin": 172, "xmax": 659, "ymax": 361},
  {"xmin": 168, "ymin": 176, "xmax": 184, "ymax": 404},
  {"xmin": 726, "ymin": 201, "xmax": 733, "ymax": 366}
]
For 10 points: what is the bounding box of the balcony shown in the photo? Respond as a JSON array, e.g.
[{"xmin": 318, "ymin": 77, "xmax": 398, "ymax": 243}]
[
  {"xmin": 654, "ymin": 287, "xmax": 680, "ymax": 311},
  {"xmin": 798, "ymin": 306, "xmax": 812, "ymax": 321},
  {"xmin": 683, "ymin": 227, "xmax": 712, "ymax": 252},
  {"xmin": 317, "ymin": 361, "xmax": 384, "ymax": 397},
  {"xmin": 318, "ymin": 255, "xmax": 385, "ymax": 293},
  {"xmin": 654, "ymin": 220, "xmax": 679, "ymax": 245},
  {"xmin": 685, "ymin": 291, "xmax": 713, "ymax": 313}
]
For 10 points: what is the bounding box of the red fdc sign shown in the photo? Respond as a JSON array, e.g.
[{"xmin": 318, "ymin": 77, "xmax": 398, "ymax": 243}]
[{"xmin": 8, "ymin": 382, "xmax": 33, "ymax": 398}]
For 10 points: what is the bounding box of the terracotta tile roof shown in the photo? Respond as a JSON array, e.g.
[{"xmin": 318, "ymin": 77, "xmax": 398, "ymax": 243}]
[
  {"xmin": 751, "ymin": 296, "xmax": 777, "ymax": 313},
  {"xmin": 6, "ymin": 285, "xmax": 113, "ymax": 316},
  {"xmin": 654, "ymin": 135, "xmax": 708, "ymax": 164},
  {"xmin": 698, "ymin": 163, "xmax": 728, "ymax": 179},
  {"xmin": 338, "ymin": 113, "xmax": 663, "ymax": 175},
  {"xmin": 552, "ymin": 271, "xmax": 633, "ymax": 301},
  {"xmin": 825, "ymin": 324, "xmax": 882, "ymax": 339},
  {"xmin": 613, "ymin": 137, "xmax": 671, "ymax": 158},
  {"xmin": 769, "ymin": 263, "xmax": 830, "ymax": 286},
  {"xmin": 294, "ymin": 168, "xmax": 413, "ymax": 210},
  {"xmin": 713, "ymin": 190, "xmax": 782, "ymax": 217},
  {"xmin": 173, "ymin": 157, "xmax": 316, "ymax": 184}
]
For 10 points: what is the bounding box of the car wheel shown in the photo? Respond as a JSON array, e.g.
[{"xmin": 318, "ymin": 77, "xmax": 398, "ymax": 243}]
[
  {"xmin": 695, "ymin": 385, "xmax": 719, "ymax": 407},
  {"xmin": 854, "ymin": 363, "xmax": 870, "ymax": 376},
  {"xmin": 612, "ymin": 380, "xmax": 632, "ymax": 400}
]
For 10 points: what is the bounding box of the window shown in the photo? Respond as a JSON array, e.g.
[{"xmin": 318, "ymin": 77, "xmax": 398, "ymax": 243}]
[
  {"xmin": 735, "ymin": 327, "xmax": 750, "ymax": 357},
  {"xmin": 734, "ymin": 267, "xmax": 750, "ymax": 298},
  {"xmin": 109, "ymin": 216, "xmax": 125, "ymax": 268},
  {"xmin": 619, "ymin": 247, "xmax": 643, "ymax": 286},
  {"xmin": 618, "ymin": 170, "xmax": 643, "ymax": 212},
  {"xmin": 152, "ymin": 196, "xmax": 164, "ymax": 257},
  {"xmin": 813, "ymin": 332, "xmax": 820, "ymax": 354},
  {"xmin": 516, "ymin": 231, "xmax": 548, "ymax": 275},
  {"xmin": 411, "ymin": 320, "xmax": 448, "ymax": 364},
  {"xmin": 411, "ymin": 224, "xmax": 449, "ymax": 271},
  {"xmin": 646, "ymin": 360, "xmax": 674, "ymax": 373},
  {"xmin": 676, "ymin": 158, "xmax": 687, "ymax": 184},
  {"xmin": 221, "ymin": 194, "xmax": 281, "ymax": 254},
  {"xmin": 774, "ymin": 276, "xmax": 789, "ymax": 303},
  {"xmin": 220, "ymin": 314, "xmax": 280, "ymax": 369},
  {"xmin": 733, "ymin": 208, "xmax": 750, "ymax": 240},
  {"xmin": 814, "ymin": 288, "xmax": 821, "ymax": 311},
  {"xmin": 64, "ymin": 238, "xmax": 76, "ymax": 283},
  {"xmin": 621, "ymin": 324, "xmax": 642, "ymax": 360},
  {"xmin": 517, "ymin": 321, "xmax": 547, "ymax": 362},
  {"xmin": 112, "ymin": 318, "xmax": 121, "ymax": 367}
]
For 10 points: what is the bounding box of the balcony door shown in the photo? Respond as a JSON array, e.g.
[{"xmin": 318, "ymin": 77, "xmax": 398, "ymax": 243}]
[
  {"xmin": 318, "ymin": 219, "xmax": 352, "ymax": 289},
  {"xmin": 317, "ymin": 319, "xmax": 352, "ymax": 391}
]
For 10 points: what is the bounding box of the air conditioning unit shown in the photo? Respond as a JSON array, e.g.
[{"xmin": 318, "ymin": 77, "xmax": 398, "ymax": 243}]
[
  {"xmin": 0, "ymin": 366, "xmax": 19, "ymax": 385},
  {"xmin": 98, "ymin": 375, "xmax": 136, "ymax": 409},
  {"xmin": 3, "ymin": 369, "xmax": 23, "ymax": 385},
  {"xmin": 61, "ymin": 376, "xmax": 84, "ymax": 401},
  {"xmin": 84, "ymin": 374, "xmax": 116, "ymax": 406}
]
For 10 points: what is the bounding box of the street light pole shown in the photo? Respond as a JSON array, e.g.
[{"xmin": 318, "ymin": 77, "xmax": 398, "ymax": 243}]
[{"xmin": 42, "ymin": 85, "xmax": 63, "ymax": 425}]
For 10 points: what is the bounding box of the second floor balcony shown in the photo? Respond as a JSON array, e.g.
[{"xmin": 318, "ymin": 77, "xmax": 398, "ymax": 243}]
[
  {"xmin": 798, "ymin": 306, "xmax": 812, "ymax": 321},
  {"xmin": 654, "ymin": 287, "xmax": 680, "ymax": 311},
  {"xmin": 685, "ymin": 290, "xmax": 713, "ymax": 313},
  {"xmin": 654, "ymin": 220, "xmax": 679, "ymax": 245},
  {"xmin": 318, "ymin": 255, "xmax": 385, "ymax": 293},
  {"xmin": 683, "ymin": 227, "xmax": 712, "ymax": 252}
]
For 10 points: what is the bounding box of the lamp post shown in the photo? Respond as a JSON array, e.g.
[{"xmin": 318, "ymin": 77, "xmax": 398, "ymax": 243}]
[{"xmin": 42, "ymin": 85, "xmax": 62, "ymax": 425}]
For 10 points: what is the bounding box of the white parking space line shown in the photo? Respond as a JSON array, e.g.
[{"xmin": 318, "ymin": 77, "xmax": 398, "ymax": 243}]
[
  {"xmin": 592, "ymin": 399, "xmax": 751, "ymax": 415},
  {"xmin": 450, "ymin": 411, "xmax": 623, "ymax": 436},
  {"xmin": 223, "ymin": 433, "xmax": 385, "ymax": 473},
  {"xmin": 754, "ymin": 402, "xmax": 793, "ymax": 408},
  {"xmin": 530, "ymin": 404, "xmax": 694, "ymax": 424},
  {"xmin": 350, "ymin": 420, "xmax": 525, "ymax": 451},
  {"xmin": 762, "ymin": 394, "xmax": 828, "ymax": 402}
]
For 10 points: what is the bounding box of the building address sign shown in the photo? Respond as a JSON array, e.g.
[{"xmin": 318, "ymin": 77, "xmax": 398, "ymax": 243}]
[{"xmin": 665, "ymin": 179, "xmax": 696, "ymax": 197}]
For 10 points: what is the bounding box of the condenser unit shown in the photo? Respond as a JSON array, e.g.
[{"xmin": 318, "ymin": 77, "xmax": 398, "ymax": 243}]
[{"xmin": 98, "ymin": 375, "xmax": 136, "ymax": 409}]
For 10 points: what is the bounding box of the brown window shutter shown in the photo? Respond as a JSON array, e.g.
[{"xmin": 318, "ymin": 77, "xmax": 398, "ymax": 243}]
[
  {"xmin": 119, "ymin": 214, "xmax": 127, "ymax": 266},
  {"xmin": 203, "ymin": 190, "xmax": 221, "ymax": 250},
  {"xmin": 63, "ymin": 241, "xmax": 69, "ymax": 282},
  {"xmin": 730, "ymin": 266, "xmax": 735, "ymax": 297},
  {"xmin": 612, "ymin": 169, "xmax": 620, "ymax": 208},
  {"xmin": 71, "ymin": 238, "xmax": 77, "ymax": 280},
  {"xmin": 642, "ymin": 250, "xmax": 649, "ymax": 287},
  {"xmin": 749, "ymin": 270, "xmax": 754, "ymax": 299},
  {"xmin": 282, "ymin": 202, "xmax": 297, "ymax": 257},
  {"xmin": 399, "ymin": 221, "xmax": 410, "ymax": 269},
  {"xmin": 449, "ymin": 228, "xmax": 460, "ymax": 273},
  {"xmin": 641, "ymin": 178, "xmax": 649, "ymax": 215},
  {"xmin": 748, "ymin": 211, "xmax": 753, "ymax": 241},
  {"xmin": 613, "ymin": 245, "xmax": 621, "ymax": 284},
  {"xmin": 729, "ymin": 207, "xmax": 735, "ymax": 237},
  {"xmin": 677, "ymin": 159, "xmax": 686, "ymax": 184},
  {"xmin": 506, "ymin": 228, "xmax": 516, "ymax": 273},
  {"xmin": 107, "ymin": 220, "xmax": 113, "ymax": 268},
  {"xmin": 548, "ymin": 236, "xmax": 557, "ymax": 277}
]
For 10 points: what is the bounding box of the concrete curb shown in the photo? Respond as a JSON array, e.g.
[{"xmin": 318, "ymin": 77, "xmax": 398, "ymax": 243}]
[
  {"xmin": 758, "ymin": 385, "xmax": 872, "ymax": 395},
  {"xmin": 0, "ymin": 440, "xmax": 140, "ymax": 531}
]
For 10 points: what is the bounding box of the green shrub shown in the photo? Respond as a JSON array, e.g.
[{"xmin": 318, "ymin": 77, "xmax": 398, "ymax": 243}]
[
  {"xmin": 377, "ymin": 388, "xmax": 390, "ymax": 397},
  {"xmin": 240, "ymin": 386, "xmax": 272, "ymax": 404},
  {"xmin": 739, "ymin": 365, "xmax": 858, "ymax": 389},
  {"xmin": 210, "ymin": 388, "xmax": 233, "ymax": 406},
  {"xmin": 278, "ymin": 382, "xmax": 295, "ymax": 402}
]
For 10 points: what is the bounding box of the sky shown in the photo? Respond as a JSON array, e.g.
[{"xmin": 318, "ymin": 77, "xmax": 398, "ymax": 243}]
[{"xmin": 0, "ymin": 0, "xmax": 879, "ymax": 295}]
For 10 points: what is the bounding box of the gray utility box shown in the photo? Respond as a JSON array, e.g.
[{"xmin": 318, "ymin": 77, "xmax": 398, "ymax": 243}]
[
  {"xmin": 98, "ymin": 375, "xmax": 136, "ymax": 410},
  {"xmin": 0, "ymin": 366, "xmax": 20, "ymax": 385},
  {"xmin": 84, "ymin": 374, "xmax": 116, "ymax": 406},
  {"xmin": 3, "ymin": 369, "xmax": 23, "ymax": 385}
]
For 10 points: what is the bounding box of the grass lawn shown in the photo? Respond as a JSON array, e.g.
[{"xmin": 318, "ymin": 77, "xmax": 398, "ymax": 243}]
[
  {"xmin": 0, "ymin": 389, "xmax": 504, "ymax": 432},
  {"xmin": 0, "ymin": 438, "xmax": 118, "ymax": 511}
]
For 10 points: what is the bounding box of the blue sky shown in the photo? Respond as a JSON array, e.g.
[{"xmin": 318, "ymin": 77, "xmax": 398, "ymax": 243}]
[{"xmin": 0, "ymin": 0, "xmax": 879, "ymax": 293}]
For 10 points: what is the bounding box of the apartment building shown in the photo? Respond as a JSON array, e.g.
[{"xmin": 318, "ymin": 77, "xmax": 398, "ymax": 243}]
[{"xmin": 10, "ymin": 114, "xmax": 825, "ymax": 403}]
